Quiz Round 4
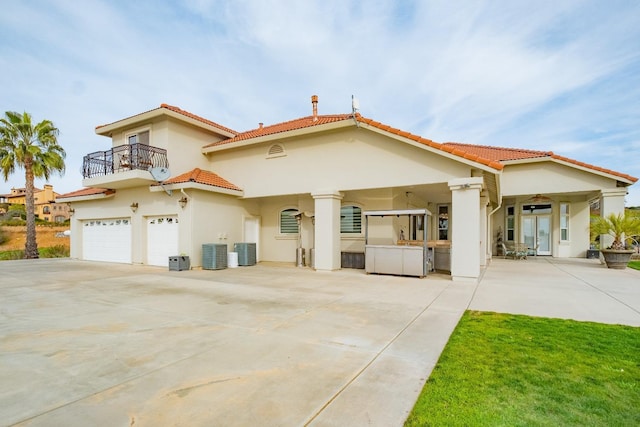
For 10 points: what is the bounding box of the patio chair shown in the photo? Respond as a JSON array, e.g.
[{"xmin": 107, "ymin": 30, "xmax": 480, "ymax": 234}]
[
  {"xmin": 502, "ymin": 243, "xmax": 528, "ymax": 260},
  {"xmin": 501, "ymin": 243, "xmax": 514, "ymax": 259},
  {"xmin": 117, "ymin": 153, "xmax": 130, "ymax": 170}
]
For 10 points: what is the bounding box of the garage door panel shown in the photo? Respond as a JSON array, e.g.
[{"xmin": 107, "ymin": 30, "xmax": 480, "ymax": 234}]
[
  {"xmin": 147, "ymin": 216, "xmax": 178, "ymax": 267},
  {"xmin": 82, "ymin": 219, "xmax": 131, "ymax": 263}
]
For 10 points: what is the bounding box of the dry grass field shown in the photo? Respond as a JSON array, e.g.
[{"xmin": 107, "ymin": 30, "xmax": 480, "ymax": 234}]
[{"xmin": 0, "ymin": 226, "xmax": 70, "ymax": 251}]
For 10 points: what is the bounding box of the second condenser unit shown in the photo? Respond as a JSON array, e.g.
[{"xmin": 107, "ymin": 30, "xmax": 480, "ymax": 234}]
[
  {"xmin": 202, "ymin": 243, "xmax": 228, "ymax": 270},
  {"xmin": 234, "ymin": 242, "xmax": 257, "ymax": 266}
]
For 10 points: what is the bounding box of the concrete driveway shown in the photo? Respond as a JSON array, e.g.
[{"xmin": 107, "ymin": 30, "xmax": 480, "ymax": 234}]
[{"xmin": 1, "ymin": 257, "xmax": 639, "ymax": 426}]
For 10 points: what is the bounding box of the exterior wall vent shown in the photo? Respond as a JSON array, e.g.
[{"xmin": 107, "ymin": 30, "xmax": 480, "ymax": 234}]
[{"xmin": 267, "ymin": 143, "xmax": 286, "ymax": 158}]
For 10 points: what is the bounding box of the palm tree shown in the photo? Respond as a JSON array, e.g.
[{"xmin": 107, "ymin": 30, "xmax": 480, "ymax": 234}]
[
  {"xmin": 0, "ymin": 111, "xmax": 66, "ymax": 258},
  {"xmin": 591, "ymin": 211, "xmax": 640, "ymax": 250}
]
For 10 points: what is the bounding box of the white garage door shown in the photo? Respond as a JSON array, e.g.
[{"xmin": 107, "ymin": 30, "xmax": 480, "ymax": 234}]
[
  {"xmin": 147, "ymin": 216, "xmax": 178, "ymax": 267},
  {"xmin": 82, "ymin": 218, "xmax": 131, "ymax": 263}
]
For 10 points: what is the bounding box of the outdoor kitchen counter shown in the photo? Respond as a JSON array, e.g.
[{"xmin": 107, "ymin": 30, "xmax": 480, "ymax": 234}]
[
  {"xmin": 397, "ymin": 240, "xmax": 452, "ymax": 273},
  {"xmin": 365, "ymin": 244, "xmax": 427, "ymax": 277}
]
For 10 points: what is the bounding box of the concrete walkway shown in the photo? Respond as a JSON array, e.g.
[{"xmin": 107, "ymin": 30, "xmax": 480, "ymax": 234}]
[
  {"xmin": 471, "ymin": 257, "xmax": 640, "ymax": 326},
  {"xmin": 1, "ymin": 257, "xmax": 638, "ymax": 426}
]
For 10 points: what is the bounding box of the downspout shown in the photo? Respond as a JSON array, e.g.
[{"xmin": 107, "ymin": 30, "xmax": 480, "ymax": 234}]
[{"xmin": 487, "ymin": 172, "xmax": 503, "ymax": 261}]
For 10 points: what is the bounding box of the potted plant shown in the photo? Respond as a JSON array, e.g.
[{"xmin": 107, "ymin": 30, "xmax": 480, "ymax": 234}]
[{"xmin": 590, "ymin": 211, "xmax": 640, "ymax": 269}]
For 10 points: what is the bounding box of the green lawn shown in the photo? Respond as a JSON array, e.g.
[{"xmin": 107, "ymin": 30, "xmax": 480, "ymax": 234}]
[
  {"xmin": 629, "ymin": 260, "xmax": 640, "ymax": 270},
  {"xmin": 406, "ymin": 311, "xmax": 640, "ymax": 426}
]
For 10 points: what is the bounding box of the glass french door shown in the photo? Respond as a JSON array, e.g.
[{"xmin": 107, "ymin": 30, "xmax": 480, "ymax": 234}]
[{"xmin": 522, "ymin": 215, "xmax": 551, "ymax": 256}]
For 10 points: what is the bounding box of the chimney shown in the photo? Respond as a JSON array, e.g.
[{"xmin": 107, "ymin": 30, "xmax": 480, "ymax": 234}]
[
  {"xmin": 258, "ymin": 122, "xmax": 263, "ymax": 130},
  {"xmin": 311, "ymin": 95, "xmax": 318, "ymax": 121}
]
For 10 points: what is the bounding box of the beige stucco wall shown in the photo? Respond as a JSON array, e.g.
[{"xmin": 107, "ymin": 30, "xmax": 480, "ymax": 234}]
[
  {"xmin": 208, "ymin": 128, "xmax": 471, "ymax": 198},
  {"xmin": 164, "ymin": 119, "xmax": 221, "ymax": 174},
  {"xmin": 501, "ymin": 161, "xmax": 615, "ymax": 196},
  {"xmin": 258, "ymin": 196, "xmax": 302, "ymax": 263},
  {"xmin": 186, "ymin": 190, "xmax": 257, "ymax": 267}
]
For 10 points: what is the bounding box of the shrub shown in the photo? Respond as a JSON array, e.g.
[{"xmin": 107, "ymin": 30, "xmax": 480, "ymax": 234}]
[
  {"xmin": 0, "ymin": 249, "xmax": 24, "ymax": 260},
  {"xmin": 1, "ymin": 218, "xmax": 26, "ymax": 226},
  {"xmin": 0, "ymin": 245, "xmax": 70, "ymax": 260},
  {"xmin": 39, "ymin": 245, "xmax": 70, "ymax": 258}
]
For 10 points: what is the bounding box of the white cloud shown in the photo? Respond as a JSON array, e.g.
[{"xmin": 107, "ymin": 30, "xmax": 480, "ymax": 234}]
[{"xmin": 0, "ymin": 0, "xmax": 638, "ymax": 205}]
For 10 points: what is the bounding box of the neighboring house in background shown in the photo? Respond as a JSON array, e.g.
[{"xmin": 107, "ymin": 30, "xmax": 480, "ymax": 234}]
[
  {"xmin": 57, "ymin": 97, "xmax": 637, "ymax": 282},
  {"xmin": 2, "ymin": 185, "xmax": 70, "ymax": 222}
]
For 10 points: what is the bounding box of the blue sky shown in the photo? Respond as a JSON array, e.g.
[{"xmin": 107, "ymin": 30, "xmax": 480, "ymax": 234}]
[{"xmin": 1, "ymin": 0, "xmax": 639, "ymax": 205}]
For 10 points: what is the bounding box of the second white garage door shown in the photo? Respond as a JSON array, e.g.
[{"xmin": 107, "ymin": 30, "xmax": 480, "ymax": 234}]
[{"xmin": 146, "ymin": 216, "xmax": 178, "ymax": 267}]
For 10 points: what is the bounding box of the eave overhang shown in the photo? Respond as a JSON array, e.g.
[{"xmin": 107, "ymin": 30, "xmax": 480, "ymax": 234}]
[
  {"xmin": 55, "ymin": 191, "xmax": 116, "ymax": 203},
  {"xmin": 149, "ymin": 182, "xmax": 244, "ymax": 197},
  {"xmin": 96, "ymin": 107, "xmax": 236, "ymax": 139}
]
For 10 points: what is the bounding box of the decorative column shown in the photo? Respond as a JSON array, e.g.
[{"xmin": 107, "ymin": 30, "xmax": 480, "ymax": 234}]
[
  {"xmin": 599, "ymin": 188, "xmax": 628, "ymax": 248},
  {"xmin": 312, "ymin": 190, "xmax": 343, "ymax": 271},
  {"xmin": 448, "ymin": 177, "xmax": 484, "ymax": 282}
]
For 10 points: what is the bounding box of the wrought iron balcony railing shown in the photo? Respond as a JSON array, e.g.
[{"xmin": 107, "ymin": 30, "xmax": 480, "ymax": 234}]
[{"xmin": 82, "ymin": 143, "xmax": 169, "ymax": 179}]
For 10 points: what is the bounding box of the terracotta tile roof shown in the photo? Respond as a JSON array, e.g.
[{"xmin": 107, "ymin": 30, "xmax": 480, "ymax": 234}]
[
  {"xmin": 204, "ymin": 113, "xmax": 505, "ymax": 170},
  {"xmin": 444, "ymin": 142, "xmax": 638, "ymax": 182},
  {"xmin": 161, "ymin": 168, "xmax": 242, "ymax": 192},
  {"xmin": 204, "ymin": 114, "xmax": 354, "ymax": 148},
  {"xmin": 442, "ymin": 143, "xmax": 551, "ymax": 161},
  {"xmin": 57, "ymin": 188, "xmax": 114, "ymax": 198},
  {"xmin": 94, "ymin": 101, "xmax": 636, "ymax": 184},
  {"xmin": 159, "ymin": 104, "xmax": 237, "ymax": 135},
  {"xmin": 95, "ymin": 104, "xmax": 237, "ymax": 135}
]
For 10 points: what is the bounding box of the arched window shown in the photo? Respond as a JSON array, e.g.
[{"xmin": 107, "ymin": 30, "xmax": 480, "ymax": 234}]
[
  {"xmin": 340, "ymin": 205, "xmax": 362, "ymax": 234},
  {"xmin": 280, "ymin": 208, "xmax": 299, "ymax": 234},
  {"xmin": 43, "ymin": 206, "xmax": 51, "ymax": 214}
]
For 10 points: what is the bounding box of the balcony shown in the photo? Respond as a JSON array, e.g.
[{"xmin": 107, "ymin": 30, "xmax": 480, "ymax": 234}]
[{"xmin": 82, "ymin": 144, "xmax": 169, "ymax": 189}]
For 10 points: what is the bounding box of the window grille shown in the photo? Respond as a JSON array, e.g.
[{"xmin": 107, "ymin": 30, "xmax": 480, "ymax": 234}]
[
  {"xmin": 280, "ymin": 208, "xmax": 299, "ymax": 234},
  {"xmin": 340, "ymin": 205, "xmax": 362, "ymax": 233}
]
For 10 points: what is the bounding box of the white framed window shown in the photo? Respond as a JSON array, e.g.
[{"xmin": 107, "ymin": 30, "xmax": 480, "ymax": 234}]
[
  {"xmin": 127, "ymin": 129, "xmax": 150, "ymax": 145},
  {"xmin": 560, "ymin": 203, "xmax": 569, "ymax": 241},
  {"xmin": 340, "ymin": 205, "xmax": 362, "ymax": 234},
  {"xmin": 506, "ymin": 205, "xmax": 515, "ymax": 241},
  {"xmin": 279, "ymin": 208, "xmax": 299, "ymax": 234}
]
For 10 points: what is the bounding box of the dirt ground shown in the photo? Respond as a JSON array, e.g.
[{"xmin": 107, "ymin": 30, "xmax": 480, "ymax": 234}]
[{"xmin": 0, "ymin": 226, "xmax": 70, "ymax": 251}]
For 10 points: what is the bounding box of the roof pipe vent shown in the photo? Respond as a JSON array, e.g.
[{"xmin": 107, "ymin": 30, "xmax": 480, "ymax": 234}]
[{"xmin": 311, "ymin": 95, "xmax": 318, "ymax": 122}]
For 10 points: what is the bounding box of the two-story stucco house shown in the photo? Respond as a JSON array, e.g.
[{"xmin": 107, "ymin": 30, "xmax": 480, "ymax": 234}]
[{"xmin": 57, "ymin": 96, "xmax": 637, "ymax": 281}]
